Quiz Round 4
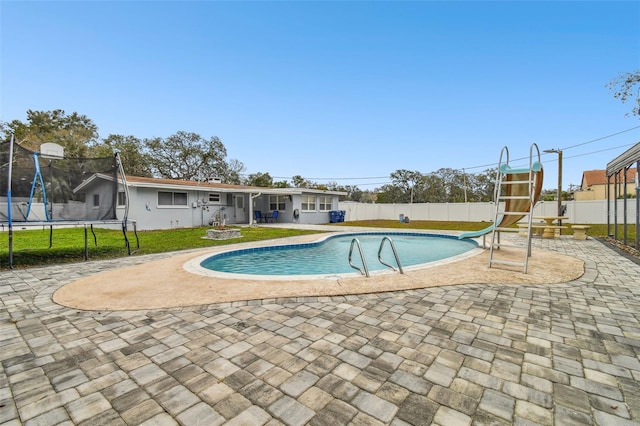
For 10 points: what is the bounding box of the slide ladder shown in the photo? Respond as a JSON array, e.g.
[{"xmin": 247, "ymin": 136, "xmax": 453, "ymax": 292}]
[{"xmin": 487, "ymin": 143, "xmax": 543, "ymax": 273}]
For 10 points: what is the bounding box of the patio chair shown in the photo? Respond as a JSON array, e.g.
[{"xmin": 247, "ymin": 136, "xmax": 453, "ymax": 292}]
[
  {"xmin": 254, "ymin": 210, "xmax": 263, "ymax": 223},
  {"xmin": 269, "ymin": 210, "xmax": 279, "ymax": 222}
]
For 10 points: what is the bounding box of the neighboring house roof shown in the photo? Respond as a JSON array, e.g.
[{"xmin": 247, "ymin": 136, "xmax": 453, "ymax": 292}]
[
  {"xmin": 75, "ymin": 174, "xmax": 346, "ymax": 196},
  {"xmin": 580, "ymin": 169, "xmax": 637, "ymax": 189}
]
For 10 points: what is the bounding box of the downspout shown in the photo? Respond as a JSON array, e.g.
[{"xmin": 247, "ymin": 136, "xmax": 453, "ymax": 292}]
[{"xmin": 250, "ymin": 192, "xmax": 261, "ymax": 225}]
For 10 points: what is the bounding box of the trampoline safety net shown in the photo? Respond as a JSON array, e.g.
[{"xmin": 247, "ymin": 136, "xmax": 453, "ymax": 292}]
[{"xmin": 1, "ymin": 141, "xmax": 119, "ymax": 223}]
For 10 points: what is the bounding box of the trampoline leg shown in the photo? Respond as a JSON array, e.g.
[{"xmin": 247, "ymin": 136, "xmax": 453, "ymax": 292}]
[
  {"xmin": 122, "ymin": 222, "xmax": 130, "ymax": 255},
  {"xmin": 90, "ymin": 224, "xmax": 98, "ymax": 246},
  {"xmin": 84, "ymin": 225, "xmax": 88, "ymax": 261}
]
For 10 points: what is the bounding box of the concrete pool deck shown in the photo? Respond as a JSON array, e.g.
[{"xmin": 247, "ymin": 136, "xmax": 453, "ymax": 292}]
[
  {"xmin": 1, "ymin": 226, "xmax": 640, "ymax": 425},
  {"xmin": 53, "ymin": 227, "xmax": 584, "ymax": 311}
]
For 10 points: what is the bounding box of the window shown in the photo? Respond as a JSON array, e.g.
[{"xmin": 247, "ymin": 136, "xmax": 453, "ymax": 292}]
[
  {"xmin": 269, "ymin": 195, "xmax": 286, "ymax": 211},
  {"xmin": 318, "ymin": 195, "xmax": 332, "ymax": 211},
  {"xmin": 158, "ymin": 191, "xmax": 188, "ymax": 207},
  {"xmin": 117, "ymin": 191, "xmax": 126, "ymax": 206},
  {"xmin": 208, "ymin": 193, "xmax": 221, "ymax": 203},
  {"xmin": 301, "ymin": 195, "xmax": 316, "ymax": 211},
  {"xmin": 92, "ymin": 194, "xmax": 100, "ymax": 207}
]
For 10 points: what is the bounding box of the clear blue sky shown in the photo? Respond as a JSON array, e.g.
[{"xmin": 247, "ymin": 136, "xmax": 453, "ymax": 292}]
[{"xmin": 2, "ymin": 1, "xmax": 639, "ymax": 191}]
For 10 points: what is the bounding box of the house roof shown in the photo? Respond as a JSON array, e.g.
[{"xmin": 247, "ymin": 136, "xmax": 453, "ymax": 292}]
[
  {"xmin": 581, "ymin": 169, "xmax": 637, "ymax": 187},
  {"xmin": 123, "ymin": 175, "xmax": 347, "ymax": 196},
  {"xmin": 125, "ymin": 175, "xmax": 257, "ymax": 191},
  {"xmin": 72, "ymin": 172, "xmax": 117, "ymax": 193},
  {"xmin": 581, "ymin": 170, "xmax": 607, "ymax": 187}
]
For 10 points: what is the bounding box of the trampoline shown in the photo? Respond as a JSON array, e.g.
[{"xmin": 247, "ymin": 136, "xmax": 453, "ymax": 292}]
[{"xmin": 1, "ymin": 134, "xmax": 139, "ymax": 268}]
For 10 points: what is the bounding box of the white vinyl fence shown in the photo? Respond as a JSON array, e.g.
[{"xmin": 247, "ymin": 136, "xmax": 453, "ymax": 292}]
[{"xmin": 339, "ymin": 200, "xmax": 638, "ymax": 225}]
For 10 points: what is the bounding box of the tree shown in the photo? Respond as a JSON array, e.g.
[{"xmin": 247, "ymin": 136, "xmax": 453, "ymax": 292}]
[
  {"xmin": 325, "ymin": 183, "xmax": 365, "ymax": 202},
  {"xmin": 92, "ymin": 134, "xmax": 152, "ymax": 177},
  {"xmin": 291, "ymin": 175, "xmax": 312, "ymax": 188},
  {"xmin": 342, "ymin": 185, "xmax": 363, "ymax": 202},
  {"xmin": 422, "ymin": 173, "xmax": 447, "ymax": 203},
  {"xmin": 376, "ymin": 170, "xmax": 426, "ymax": 203},
  {"xmin": 607, "ymin": 70, "xmax": 640, "ymax": 117},
  {"xmin": 467, "ymin": 168, "xmax": 496, "ymax": 202},
  {"xmin": 3, "ymin": 109, "xmax": 99, "ymax": 158},
  {"xmin": 359, "ymin": 190, "xmax": 377, "ymax": 203},
  {"xmin": 245, "ymin": 172, "xmax": 273, "ymax": 187},
  {"xmin": 221, "ymin": 159, "xmax": 246, "ymax": 185},
  {"xmin": 374, "ymin": 167, "xmax": 498, "ymax": 204},
  {"xmin": 144, "ymin": 131, "xmax": 228, "ymax": 181},
  {"xmin": 390, "ymin": 169, "xmax": 423, "ymax": 203},
  {"xmin": 375, "ymin": 184, "xmax": 404, "ymax": 203}
]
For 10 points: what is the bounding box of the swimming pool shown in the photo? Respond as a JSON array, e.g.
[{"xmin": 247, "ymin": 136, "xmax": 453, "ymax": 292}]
[{"xmin": 186, "ymin": 232, "xmax": 480, "ymax": 280}]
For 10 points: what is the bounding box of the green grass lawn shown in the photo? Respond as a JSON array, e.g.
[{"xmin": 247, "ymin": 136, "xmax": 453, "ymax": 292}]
[
  {"xmin": 0, "ymin": 220, "xmax": 635, "ymax": 270},
  {"xmin": 0, "ymin": 226, "xmax": 322, "ymax": 269}
]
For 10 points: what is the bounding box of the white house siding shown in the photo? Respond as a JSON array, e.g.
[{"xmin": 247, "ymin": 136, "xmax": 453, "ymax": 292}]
[
  {"xmin": 290, "ymin": 194, "xmax": 338, "ymax": 225},
  {"xmin": 118, "ymin": 186, "xmax": 244, "ymax": 230}
]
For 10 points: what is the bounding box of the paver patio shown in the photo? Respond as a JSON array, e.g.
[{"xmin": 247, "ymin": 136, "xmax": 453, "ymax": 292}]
[{"xmin": 1, "ymin": 234, "xmax": 639, "ymax": 425}]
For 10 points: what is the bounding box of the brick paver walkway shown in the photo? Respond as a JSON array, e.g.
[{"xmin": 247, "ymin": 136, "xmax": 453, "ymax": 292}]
[{"xmin": 1, "ymin": 236, "xmax": 639, "ymax": 425}]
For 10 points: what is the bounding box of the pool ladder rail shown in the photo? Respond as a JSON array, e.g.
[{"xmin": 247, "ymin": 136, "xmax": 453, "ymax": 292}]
[{"xmin": 348, "ymin": 237, "xmax": 404, "ymax": 277}]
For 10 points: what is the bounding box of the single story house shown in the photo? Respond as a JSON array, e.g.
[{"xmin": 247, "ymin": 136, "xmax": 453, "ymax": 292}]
[
  {"xmin": 574, "ymin": 169, "xmax": 637, "ymax": 201},
  {"xmin": 74, "ymin": 174, "xmax": 346, "ymax": 230}
]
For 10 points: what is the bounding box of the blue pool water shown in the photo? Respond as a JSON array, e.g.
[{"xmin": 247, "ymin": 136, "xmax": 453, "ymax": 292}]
[{"xmin": 199, "ymin": 233, "xmax": 478, "ymax": 276}]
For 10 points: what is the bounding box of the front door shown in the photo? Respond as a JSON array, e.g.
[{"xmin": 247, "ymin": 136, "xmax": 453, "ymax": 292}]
[{"xmin": 235, "ymin": 195, "xmax": 246, "ymax": 223}]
